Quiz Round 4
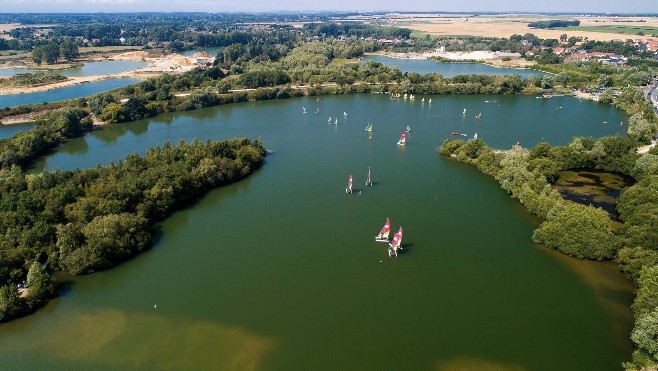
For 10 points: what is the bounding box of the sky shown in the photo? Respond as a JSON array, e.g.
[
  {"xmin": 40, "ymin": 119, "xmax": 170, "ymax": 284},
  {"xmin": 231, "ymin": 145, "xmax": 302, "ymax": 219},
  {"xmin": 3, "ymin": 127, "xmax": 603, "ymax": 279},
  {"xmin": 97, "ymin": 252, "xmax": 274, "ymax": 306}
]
[{"xmin": 0, "ymin": 0, "xmax": 657, "ymax": 14}]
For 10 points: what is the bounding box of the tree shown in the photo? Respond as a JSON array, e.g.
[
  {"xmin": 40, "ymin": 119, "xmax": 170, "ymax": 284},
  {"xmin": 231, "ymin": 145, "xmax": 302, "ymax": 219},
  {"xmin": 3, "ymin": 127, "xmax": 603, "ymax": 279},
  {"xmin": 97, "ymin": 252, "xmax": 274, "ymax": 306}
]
[
  {"xmin": 532, "ymin": 202, "xmax": 618, "ymax": 260},
  {"xmin": 631, "ymin": 303, "xmax": 658, "ymax": 363},
  {"xmin": 32, "ymin": 47, "xmax": 43, "ymax": 65},
  {"xmin": 59, "ymin": 37, "xmax": 79, "ymax": 61},
  {"xmin": 627, "ymin": 114, "xmax": 655, "ymax": 144},
  {"xmin": 100, "ymin": 102, "xmax": 125, "ymax": 123},
  {"xmin": 41, "ymin": 43, "xmax": 60, "ymax": 64},
  {"xmin": 0, "ymin": 285, "xmax": 21, "ymax": 321},
  {"xmin": 25, "ymin": 261, "xmax": 54, "ymax": 307}
]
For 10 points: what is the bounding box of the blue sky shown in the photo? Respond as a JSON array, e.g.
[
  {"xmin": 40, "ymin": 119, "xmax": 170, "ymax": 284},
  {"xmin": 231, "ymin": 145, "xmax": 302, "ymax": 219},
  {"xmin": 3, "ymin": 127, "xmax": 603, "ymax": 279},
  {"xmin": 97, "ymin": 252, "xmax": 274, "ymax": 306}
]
[{"xmin": 0, "ymin": 0, "xmax": 656, "ymax": 13}]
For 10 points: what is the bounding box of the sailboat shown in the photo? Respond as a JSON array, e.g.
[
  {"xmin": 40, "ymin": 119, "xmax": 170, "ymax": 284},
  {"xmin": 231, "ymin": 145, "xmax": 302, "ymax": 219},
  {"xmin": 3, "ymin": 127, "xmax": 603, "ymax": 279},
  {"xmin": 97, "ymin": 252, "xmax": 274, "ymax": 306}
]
[
  {"xmin": 345, "ymin": 174, "xmax": 353, "ymax": 194},
  {"xmin": 375, "ymin": 218, "xmax": 390, "ymax": 242},
  {"xmin": 388, "ymin": 227, "xmax": 403, "ymax": 257},
  {"xmin": 316, "ymin": 108, "xmax": 320, "ymax": 114},
  {"xmin": 334, "ymin": 118, "xmax": 338, "ymax": 125},
  {"xmin": 343, "ymin": 111, "xmax": 348, "ymax": 118},
  {"xmin": 397, "ymin": 132, "xmax": 406, "ymax": 146},
  {"xmin": 328, "ymin": 116, "xmax": 332, "ymax": 123},
  {"xmin": 365, "ymin": 123, "xmax": 373, "ymax": 132},
  {"xmin": 303, "ymin": 107, "xmax": 307, "ymax": 114},
  {"xmin": 406, "ymin": 125, "xmax": 411, "ymax": 133},
  {"xmin": 428, "ymin": 98, "xmax": 432, "ymax": 104},
  {"xmin": 463, "ymin": 108, "xmax": 466, "ymax": 114},
  {"xmin": 366, "ymin": 167, "xmax": 372, "ymax": 186},
  {"xmin": 473, "ymin": 132, "xmax": 478, "ymax": 140}
]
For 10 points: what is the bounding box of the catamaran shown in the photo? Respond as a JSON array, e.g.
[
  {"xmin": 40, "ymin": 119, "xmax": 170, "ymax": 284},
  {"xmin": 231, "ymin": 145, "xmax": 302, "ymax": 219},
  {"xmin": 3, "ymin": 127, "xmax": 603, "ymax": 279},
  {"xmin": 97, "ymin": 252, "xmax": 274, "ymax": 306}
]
[
  {"xmin": 345, "ymin": 174, "xmax": 353, "ymax": 194},
  {"xmin": 375, "ymin": 218, "xmax": 390, "ymax": 242},
  {"xmin": 366, "ymin": 167, "xmax": 372, "ymax": 186},
  {"xmin": 388, "ymin": 227, "xmax": 403, "ymax": 257},
  {"xmin": 397, "ymin": 132, "xmax": 406, "ymax": 146}
]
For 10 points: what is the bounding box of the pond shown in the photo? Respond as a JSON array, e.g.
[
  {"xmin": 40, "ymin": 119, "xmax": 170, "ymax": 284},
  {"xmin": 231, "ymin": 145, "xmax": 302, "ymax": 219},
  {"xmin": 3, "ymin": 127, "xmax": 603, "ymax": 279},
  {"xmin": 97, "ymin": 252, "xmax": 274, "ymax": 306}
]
[
  {"xmin": 1, "ymin": 94, "xmax": 634, "ymax": 370},
  {"xmin": 0, "ymin": 78, "xmax": 139, "ymax": 109},
  {"xmin": 362, "ymin": 55, "xmax": 546, "ymax": 78},
  {"xmin": 554, "ymin": 170, "xmax": 635, "ymax": 220}
]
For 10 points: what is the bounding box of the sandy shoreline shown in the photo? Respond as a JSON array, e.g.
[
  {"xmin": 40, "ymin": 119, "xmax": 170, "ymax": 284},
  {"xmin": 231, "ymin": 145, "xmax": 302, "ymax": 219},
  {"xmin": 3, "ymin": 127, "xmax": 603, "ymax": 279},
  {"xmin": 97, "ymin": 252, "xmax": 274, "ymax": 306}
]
[
  {"xmin": 0, "ymin": 50, "xmax": 211, "ymax": 96},
  {"xmin": 366, "ymin": 50, "xmax": 538, "ymax": 69}
]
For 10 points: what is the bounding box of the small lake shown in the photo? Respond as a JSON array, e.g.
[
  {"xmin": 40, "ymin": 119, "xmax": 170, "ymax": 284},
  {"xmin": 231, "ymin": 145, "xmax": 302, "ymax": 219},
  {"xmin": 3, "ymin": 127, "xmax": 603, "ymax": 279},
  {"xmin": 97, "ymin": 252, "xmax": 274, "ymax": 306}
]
[
  {"xmin": 363, "ymin": 55, "xmax": 546, "ymax": 78},
  {"xmin": 0, "ymin": 78, "xmax": 139, "ymax": 109},
  {"xmin": 0, "ymin": 60, "xmax": 148, "ymax": 78},
  {"xmin": 554, "ymin": 170, "xmax": 635, "ymax": 220},
  {"xmin": 1, "ymin": 94, "xmax": 633, "ymax": 370}
]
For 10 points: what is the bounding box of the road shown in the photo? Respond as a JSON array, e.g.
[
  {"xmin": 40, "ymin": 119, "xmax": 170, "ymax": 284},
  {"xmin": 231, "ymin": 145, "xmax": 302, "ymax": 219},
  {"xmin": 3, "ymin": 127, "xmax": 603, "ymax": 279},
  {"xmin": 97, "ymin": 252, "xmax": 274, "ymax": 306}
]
[{"xmin": 646, "ymin": 79, "xmax": 658, "ymax": 116}]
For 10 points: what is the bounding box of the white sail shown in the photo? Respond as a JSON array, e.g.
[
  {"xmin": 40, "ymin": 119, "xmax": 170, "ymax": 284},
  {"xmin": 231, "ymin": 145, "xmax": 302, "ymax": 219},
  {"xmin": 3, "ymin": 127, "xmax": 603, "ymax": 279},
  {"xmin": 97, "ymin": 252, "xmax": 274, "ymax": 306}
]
[{"xmin": 397, "ymin": 132, "xmax": 406, "ymax": 146}]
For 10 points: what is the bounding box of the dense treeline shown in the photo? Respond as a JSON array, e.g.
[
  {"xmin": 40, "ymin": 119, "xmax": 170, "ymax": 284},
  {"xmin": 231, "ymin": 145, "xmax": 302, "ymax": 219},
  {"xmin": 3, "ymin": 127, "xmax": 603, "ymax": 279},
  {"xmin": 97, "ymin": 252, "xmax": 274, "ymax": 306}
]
[
  {"xmin": 303, "ymin": 23, "xmax": 412, "ymax": 39},
  {"xmin": 439, "ymin": 134, "xmax": 658, "ymax": 369},
  {"xmin": 0, "ymin": 137, "xmax": 265, "ymax": 322},
  {"xmin": 528, "ymin": 20, "xmax": 581, "ymax": 29},
  {"xmin": 0, "ymin": 107, "xmax": 91, "ymax": 168}
]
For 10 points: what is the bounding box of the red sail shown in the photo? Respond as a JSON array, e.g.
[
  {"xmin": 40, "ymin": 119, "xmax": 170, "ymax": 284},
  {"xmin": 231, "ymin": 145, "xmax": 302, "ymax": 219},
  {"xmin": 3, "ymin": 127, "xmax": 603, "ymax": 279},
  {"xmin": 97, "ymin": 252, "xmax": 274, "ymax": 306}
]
[{"xmin": 378, "ymin": 218, "xmax": 391, "ymax": 238}]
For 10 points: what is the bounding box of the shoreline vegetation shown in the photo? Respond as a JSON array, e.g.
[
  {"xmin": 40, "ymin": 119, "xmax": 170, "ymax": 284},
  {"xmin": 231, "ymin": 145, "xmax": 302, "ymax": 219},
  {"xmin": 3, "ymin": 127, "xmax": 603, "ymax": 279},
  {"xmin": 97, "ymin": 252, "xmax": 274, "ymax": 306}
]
[
  {"xmin": 439, "ymin": 132, "xmax": 658, "ymax": 369},
  {"xmin": 0, "ymin": 15, "xmax": 657, "ymax": 369},
  {"xmin": 0, "ymin": 132, "xmax": 266, "ymax": 322}
]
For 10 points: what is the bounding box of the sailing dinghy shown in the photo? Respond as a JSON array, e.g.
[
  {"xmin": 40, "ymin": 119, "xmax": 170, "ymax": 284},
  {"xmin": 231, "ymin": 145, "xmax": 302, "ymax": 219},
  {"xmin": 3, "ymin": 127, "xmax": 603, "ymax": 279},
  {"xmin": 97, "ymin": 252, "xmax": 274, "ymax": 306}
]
[
  {"xmin": 345, "ymin": 174, "xmax": 353, "ymax": 194},
  {"xmin": 366, "ymin": 167, "xmax": 372, "ymax": 186},
  {"xmin": 375, "ymin": 218, "xmax": 391, "ymax": 242},
  {"xmin": 388, "ymin": 227, "xmax": 403, "ymax": 257},
  {"xmin": 397, "ymin": 132, "xmax": 406, "ymax": 146}
]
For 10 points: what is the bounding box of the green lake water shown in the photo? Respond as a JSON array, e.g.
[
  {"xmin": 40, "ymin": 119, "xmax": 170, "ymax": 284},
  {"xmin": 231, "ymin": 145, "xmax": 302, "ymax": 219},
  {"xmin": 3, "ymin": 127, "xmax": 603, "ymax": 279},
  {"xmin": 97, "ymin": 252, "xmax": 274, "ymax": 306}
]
[{"xmin": 1, "ymin": 94, "xmax": 634, "ymax": 370}]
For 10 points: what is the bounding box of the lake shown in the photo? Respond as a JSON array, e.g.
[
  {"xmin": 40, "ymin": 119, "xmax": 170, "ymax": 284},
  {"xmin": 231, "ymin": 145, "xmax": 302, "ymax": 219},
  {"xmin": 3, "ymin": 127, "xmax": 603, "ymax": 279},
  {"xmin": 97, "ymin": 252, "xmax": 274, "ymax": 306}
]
[
  {"xmin": 0, "ymin": 78, "xmax": 139, "ymax": 109},
  {"xmin": 363, "ymin": 55, "xmax": 546, "ymax": 78},
  {"xmin": 2, "ymin": 94, "xmax": 633, "ymax": 370}
]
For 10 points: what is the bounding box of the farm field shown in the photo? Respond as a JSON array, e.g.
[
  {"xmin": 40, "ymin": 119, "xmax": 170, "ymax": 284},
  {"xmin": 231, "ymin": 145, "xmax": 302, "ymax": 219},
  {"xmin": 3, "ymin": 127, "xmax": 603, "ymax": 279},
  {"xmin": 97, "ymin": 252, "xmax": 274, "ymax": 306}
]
[{"xmin": 342, "ymin": 13, "xmax": 658, "ymax": 41}]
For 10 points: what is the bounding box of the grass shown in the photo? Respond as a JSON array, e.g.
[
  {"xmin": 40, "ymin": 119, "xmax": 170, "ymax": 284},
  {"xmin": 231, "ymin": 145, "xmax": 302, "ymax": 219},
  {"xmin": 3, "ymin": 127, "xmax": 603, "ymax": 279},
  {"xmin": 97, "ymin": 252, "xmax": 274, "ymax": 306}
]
[{"xmin": 560, "ymin": 25, "xmax": 658, "ymax": 36}]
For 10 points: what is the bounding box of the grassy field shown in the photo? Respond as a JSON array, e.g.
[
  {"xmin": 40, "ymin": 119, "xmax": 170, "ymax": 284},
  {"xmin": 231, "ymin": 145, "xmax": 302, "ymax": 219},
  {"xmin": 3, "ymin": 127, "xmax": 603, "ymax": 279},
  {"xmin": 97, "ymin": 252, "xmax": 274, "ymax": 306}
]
[{"xmin": 560, "ymin": 25, "xmax": 658, "ymax": 36}]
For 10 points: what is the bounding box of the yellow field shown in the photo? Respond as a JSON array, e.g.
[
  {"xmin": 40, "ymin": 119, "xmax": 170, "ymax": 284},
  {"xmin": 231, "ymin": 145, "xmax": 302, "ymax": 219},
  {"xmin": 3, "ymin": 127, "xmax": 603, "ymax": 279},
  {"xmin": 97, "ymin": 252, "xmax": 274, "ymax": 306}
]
[{"xmin": 349, "ymin": 14, "xmax": 658, "ymax": 41}]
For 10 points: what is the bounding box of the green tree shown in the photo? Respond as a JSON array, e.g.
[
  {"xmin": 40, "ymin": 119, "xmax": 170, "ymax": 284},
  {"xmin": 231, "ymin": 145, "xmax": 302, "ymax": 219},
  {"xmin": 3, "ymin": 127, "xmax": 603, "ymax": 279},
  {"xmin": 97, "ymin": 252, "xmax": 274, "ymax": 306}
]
[
  {"xmin": 59, "ymin": 37, "xmax": 79, "ymax": 61},
  {"xmin": 532, "ymin": 202, "xmax": 618, "ymax": 260},
  {"xmin": 631, "ymin": 303, "xmax": 658, "ymax": 363},
  {"xmin": 32, "ymin": 47, "xmax": 43, "ymax": 65},
  {"xmin": 627, "ymin": 114, "xmax": 655, "ymax": 144},
  {"xmin": 41, "ymin": 43, "xmax": 60, "ymax": 64},
  {"xmin": 25, "ymin": 261, "xmax": 54, "ymax": 307},
  {"xmin": 0, "ymin": 285, "xmax": 21, "ymax": 321},
  {"xmin": 100, "ymin": 102, "xmax": 125, "ymax": 123}
]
